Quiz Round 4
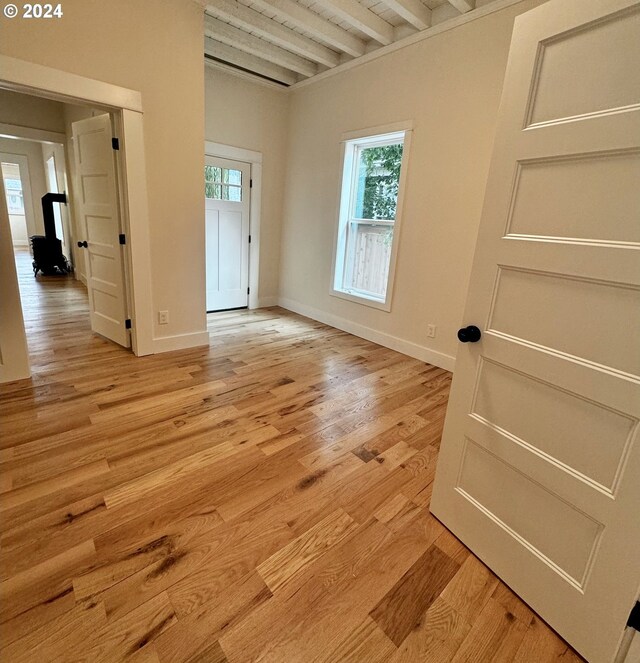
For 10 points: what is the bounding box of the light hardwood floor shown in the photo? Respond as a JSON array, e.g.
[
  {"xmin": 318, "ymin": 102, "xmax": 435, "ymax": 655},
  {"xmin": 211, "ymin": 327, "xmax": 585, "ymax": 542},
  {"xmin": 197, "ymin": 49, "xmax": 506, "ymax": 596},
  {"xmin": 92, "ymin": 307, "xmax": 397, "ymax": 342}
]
[{"xmin": 0, "ymin": 249, "xmax": 584, "ymax": 662}]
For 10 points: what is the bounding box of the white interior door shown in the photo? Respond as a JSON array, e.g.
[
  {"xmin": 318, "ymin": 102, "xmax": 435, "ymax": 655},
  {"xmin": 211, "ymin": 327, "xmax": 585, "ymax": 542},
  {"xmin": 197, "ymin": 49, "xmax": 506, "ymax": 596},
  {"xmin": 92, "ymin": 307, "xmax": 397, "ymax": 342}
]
[
  {"xmin": 205, "ymin": 156, "xmax": 250, "ymax": 312},
  {"xmin": 72, "ymin": 114, "xmax": 130, "ymax": 348},
  {"xmin": 430, "ymin": 2, "xmax": 640, "ymax": 662}
]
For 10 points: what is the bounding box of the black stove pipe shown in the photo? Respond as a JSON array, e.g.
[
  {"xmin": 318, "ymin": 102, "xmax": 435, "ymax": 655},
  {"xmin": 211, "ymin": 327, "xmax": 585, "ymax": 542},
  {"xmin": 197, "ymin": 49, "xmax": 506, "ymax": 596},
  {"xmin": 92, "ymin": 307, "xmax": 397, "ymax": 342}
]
[{"xmin": 41, "ymin": 192, "xmax": 67, "ymax": 240}]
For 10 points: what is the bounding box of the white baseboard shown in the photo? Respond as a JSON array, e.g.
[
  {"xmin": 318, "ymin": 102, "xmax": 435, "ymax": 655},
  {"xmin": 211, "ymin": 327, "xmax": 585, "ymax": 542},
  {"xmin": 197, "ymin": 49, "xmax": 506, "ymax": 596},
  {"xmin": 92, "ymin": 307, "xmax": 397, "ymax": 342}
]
[
  {"xmin": 257, "ymin": 296, "xmax": 279, "ymax": 308},
  {"xmin": 278, "ymin": 297, "xmax": 456, "ymax": 372},
  {"xmin": 153, "ymin": 330, "xmax": 210, "ymax": 354},
  {"xmin": 12, "ymin": 240, "xmax": 28, "ymax": 247}
]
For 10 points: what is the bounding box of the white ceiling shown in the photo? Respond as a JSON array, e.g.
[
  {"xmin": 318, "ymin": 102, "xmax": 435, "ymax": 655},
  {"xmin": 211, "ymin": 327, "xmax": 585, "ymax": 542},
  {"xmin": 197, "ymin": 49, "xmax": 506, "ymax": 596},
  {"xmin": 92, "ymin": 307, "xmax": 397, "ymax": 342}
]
[{"xmin": 204, "ymin": 0, "xmax": 503, "ymax": 87}]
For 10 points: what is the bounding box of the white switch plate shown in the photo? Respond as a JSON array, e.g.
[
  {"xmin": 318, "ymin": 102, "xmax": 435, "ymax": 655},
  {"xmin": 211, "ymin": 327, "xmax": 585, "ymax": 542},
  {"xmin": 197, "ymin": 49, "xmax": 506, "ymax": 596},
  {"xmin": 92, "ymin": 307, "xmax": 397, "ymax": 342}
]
[
  {"xmin": 158, "ymin": 310, "xmax": 169, "ymax": 325},
  {"xmin": 427, "ymin": 324, "xmax": 436, "ymax": 338}
]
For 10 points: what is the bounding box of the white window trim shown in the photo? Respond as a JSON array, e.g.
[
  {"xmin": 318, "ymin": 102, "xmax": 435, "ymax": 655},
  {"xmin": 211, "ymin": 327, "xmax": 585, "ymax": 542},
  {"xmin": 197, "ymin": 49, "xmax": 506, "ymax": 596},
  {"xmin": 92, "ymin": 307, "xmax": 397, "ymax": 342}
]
[{"xmin": 331, "ymin": 122, "xmax": 413, "ymax": 312}]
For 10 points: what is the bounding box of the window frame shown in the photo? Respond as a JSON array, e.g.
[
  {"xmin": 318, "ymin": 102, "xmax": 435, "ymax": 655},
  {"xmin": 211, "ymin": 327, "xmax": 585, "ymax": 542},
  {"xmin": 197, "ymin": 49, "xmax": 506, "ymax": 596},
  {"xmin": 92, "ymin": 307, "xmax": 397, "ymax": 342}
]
[{"xmin": 331, "ymin": 123, "xmax": 413, "ymax": 312}]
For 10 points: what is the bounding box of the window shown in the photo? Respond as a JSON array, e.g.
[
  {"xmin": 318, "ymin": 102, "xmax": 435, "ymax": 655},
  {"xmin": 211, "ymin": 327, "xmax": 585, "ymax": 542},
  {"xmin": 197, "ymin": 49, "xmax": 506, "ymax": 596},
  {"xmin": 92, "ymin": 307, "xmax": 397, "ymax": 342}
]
[
  {"xmin": 205, "ymin": 165, "xmax": 243, "ymax": 201},
  {"xmin": 1, "ymin": 162, "xmax": 25, "ymax": 215},
  {"xmin": 46, "ymin": 155, "xmax": 65, "ymax": 244},
  {"xmin": 332, "ymin": 129, "xmax": 409, "ymax": 309}
]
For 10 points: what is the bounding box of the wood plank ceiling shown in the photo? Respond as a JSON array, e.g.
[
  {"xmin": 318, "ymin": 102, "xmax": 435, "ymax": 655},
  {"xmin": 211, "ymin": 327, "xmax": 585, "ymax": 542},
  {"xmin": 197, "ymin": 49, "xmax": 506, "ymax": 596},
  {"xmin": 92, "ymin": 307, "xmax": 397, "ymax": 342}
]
[{"xmin": 204, "ymin": 0, "xmax": 496, "ymax": 86}]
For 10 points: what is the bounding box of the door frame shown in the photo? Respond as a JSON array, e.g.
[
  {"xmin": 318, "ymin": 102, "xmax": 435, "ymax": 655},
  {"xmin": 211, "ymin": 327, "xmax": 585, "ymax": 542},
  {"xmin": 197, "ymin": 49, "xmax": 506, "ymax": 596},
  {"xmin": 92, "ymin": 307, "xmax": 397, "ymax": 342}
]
[
  {"xmin": 205, "ymin": 141, "xmax": 262, "ymax": 310},
  {"xmin": 0, "ymin": 55, "xmax": 154, "ymax": 357},
  {"xmin": 0, "ymin": 152, "xmax": 36, "ymax": 245}
]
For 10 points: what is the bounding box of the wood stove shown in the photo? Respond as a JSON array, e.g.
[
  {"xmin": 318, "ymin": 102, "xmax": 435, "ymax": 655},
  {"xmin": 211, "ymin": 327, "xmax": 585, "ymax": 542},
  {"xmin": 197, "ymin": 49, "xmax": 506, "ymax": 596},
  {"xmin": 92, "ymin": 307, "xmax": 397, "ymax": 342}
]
[{"xmin": 30, "ymin": 192, "xmax": 70, "ymax": 276}]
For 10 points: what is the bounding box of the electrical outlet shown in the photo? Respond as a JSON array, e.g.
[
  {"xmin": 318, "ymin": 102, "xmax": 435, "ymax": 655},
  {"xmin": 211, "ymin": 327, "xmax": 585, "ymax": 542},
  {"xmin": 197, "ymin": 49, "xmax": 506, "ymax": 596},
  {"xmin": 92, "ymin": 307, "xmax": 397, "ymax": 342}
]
[
  {"xmin": 158, "ymin": 310, "xmax": 169, "ymax": 325},
  {"xmin": 427, "ymin": 324, "xmax": 436, "ymax": 338}
]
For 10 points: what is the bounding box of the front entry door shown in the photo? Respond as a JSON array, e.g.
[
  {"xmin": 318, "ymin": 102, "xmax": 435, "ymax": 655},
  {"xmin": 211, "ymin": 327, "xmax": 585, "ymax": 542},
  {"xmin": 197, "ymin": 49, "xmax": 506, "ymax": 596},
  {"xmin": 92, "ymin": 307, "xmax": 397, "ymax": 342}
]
[
  {"xmin": 205, "ymin": 156, "xmax": 250, "ymax": 312},
  {"xmin": 72, "ymin": 114, "xmax": 130, "ymax": 348},
  {"xmin": 430, "ymin": 1, "xmax": 640, "ymax": 662}
]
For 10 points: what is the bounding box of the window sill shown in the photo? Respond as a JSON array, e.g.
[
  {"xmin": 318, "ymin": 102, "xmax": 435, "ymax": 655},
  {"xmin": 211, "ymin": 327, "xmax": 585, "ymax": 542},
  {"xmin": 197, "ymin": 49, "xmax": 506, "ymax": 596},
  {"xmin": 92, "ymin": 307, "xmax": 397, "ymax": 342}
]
[{"xmin": 330, "ymin": 288, "xmax": 392, "ymax": 312}]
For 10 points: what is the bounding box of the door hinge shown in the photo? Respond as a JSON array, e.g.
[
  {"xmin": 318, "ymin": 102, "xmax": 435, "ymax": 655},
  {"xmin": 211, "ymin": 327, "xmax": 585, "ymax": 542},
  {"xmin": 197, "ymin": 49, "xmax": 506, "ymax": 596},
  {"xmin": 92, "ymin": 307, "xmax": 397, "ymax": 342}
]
[
  {"xmin": 628, "ymin": 602, "xmax": 640, "ymax": 632},
  {"xmin": 125, "ymin": 319, "xmax": 132, "ymax": 330},
  {"xmin": 249, "ymin": 179, "xmax": 253, "ymax": 188},
  {"xmin": 248, "ymin": 235, "xmax": 251, "ymax": 244},
  {"xmin": 119, "ymin": 233, "xmax": 126, "ymax": 245},
  {"xmin": 112, "ymin": 137, "xmax": 120, "ymax": 150},
  {"xmin": 247, "ymin": 287, "xmax": 250, "ymax": 295}
]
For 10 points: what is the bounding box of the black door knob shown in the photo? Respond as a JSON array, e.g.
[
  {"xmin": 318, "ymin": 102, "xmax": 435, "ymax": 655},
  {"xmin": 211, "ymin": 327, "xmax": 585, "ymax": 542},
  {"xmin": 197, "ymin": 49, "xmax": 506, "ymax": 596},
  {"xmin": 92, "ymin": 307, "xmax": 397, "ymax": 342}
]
[
  {"xmin": 77, "ymin": 240, "xmax": 88, "ymax": 248},
  {"xmin": 458, "ymin": 325, "xmax": 482, "ymax": 343}
]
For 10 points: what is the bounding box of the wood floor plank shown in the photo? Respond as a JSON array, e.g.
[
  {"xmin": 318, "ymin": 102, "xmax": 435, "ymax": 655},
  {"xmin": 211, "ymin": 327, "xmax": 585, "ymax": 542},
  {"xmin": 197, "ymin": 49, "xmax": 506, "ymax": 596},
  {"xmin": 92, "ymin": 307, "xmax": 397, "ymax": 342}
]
[
  {"xmin": 373, "ymin": 493, "xmax": 422, "ymax": 533},
  {"xmin": 440, "ymin": 552, "xmax": 498, "ymax": 622},
  {"xmin": 165, "ymin": 515, "xmax": 293, "ymax": 619},
  {"xmin": 228, "ymin": 510, "xmax": 445, "ymax": 663},
  {"xmin": 450, "ymin": 597, "xmax": 530, "ymax": 663},
  {"xmin": 370, "ymin": 542, "xmax": 461, "ymax": 646},
  {"xmin": 318, "ymin": 616, "xmax": 396, "ymax": 663},
  {"xmin": 0, "ymin": 459, "xmax": 110, "ymax": 511},
  {"xmin": 82, "ymin": 590, "xmax": 178, "ymax": 662},
  {"xmin": 0, "ymin": 250, "xmax": 585, "ymax": 663},
  {"xmin": 0, "ymin": 599, "xmax": 108, "ymax": 663},
  {"xmin": 256, "ymin": 507, "xmax": 358, "ymax": 595},
  {"xmin": 388, "ymin": 596, "xmax": 471, "ymax": 663},
  {"xmin": 0, "ymin": 539, "xmax": 96, "ymax": 623},
  {"xmin": 153, "ymin": 571, "xmax": 270, "ymax": 663},
  {"xmin": 514, "ymin": 615, "xmax": 585, "ymax": 662}
]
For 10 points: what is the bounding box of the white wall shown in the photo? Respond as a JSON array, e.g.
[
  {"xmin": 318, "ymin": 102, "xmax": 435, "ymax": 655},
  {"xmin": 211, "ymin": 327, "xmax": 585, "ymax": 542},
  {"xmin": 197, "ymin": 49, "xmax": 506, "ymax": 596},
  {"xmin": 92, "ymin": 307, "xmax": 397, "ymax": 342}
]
[
  {"xmin": 278, "ymin": 0, "xmax": 544, "ymax": 370},
  {"xmin": 204, "ymin": 65, "xmax": 290, "ymax": 305},
  {"xmin": 8, "ymin": 214, "xmax": 27, "ymax": 245},
  {"xmin": 0, "ymin": 88, "xmax": 65, "ymax": 134},
  {"xmin": 1, "ymin": 0, "xmax": 206, "ymax": 350}
]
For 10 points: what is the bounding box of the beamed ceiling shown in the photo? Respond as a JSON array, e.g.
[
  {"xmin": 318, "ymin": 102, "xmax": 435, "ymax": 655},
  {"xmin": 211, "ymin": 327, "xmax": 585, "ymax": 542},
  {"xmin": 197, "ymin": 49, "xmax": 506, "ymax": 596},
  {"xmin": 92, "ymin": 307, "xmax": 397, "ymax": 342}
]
[{"xmin": 204, "ymin": 0, "xmax": 507, "ymax": 87}]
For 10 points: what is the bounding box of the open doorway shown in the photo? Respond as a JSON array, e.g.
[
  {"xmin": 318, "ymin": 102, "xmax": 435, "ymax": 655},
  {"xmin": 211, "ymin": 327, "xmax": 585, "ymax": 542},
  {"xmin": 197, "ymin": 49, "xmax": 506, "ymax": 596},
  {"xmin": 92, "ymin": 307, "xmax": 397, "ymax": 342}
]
[
  {"xmin": 204, "ymin": 141, "xmax": 263, "ymax": 320},
  {"xmin": 205, "ymin": 155, "xmax": 251, "ymax": 313},
  {"xmin": 1, "ymin": 133, "xmax": 72, "ymax": 269},
  {"xmin": 0, "ymin": 55, "xmax": 156, "ymax": 384},
  {"xmin": 0, "ymin": 86, "xmax": 134, "ymax": 377},
  {"xmin": 1, "ymin": 160, "xmax": 32, "ymax": 248}
]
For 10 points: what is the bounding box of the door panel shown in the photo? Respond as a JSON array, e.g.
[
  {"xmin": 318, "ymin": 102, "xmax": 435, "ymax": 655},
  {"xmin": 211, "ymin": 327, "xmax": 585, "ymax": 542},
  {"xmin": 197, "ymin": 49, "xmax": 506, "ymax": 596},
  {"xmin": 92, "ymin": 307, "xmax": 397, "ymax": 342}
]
[
  {"xmin": 457, "ymin": 438, "xmax": 602, "ymax": 587},
  {"xmin": 430, "ymin": 2, "xmax": 640, "ymax": 661},
  {"xmin": 472, "ymin": 360, "xmax": 635, "ymax": 491},
  {"xmin": 72, "ymin": 114, "xmax": 129, "ymax": 347},
  {"xmin": 506, "ymin": 152, "xmax": 640, "ymax": 244},
  {"xmin": 527, "ymin": 7, "xmax": 640, "ymax": 124},
  {"xmin": 205, "ymin": 156, "xmax": 250, "ymax": 312},
  {"xmin": 219, "ymin": 211, "xmax": 244, "ymax": 291}
]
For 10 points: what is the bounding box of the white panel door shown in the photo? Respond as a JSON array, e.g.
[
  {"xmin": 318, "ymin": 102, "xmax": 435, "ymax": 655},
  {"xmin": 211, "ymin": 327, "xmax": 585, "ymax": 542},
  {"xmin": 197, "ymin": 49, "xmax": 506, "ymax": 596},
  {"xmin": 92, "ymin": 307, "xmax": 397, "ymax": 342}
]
[
  {"xmin": 430, "ymin": 2, "xmax": 640, "ymax": 662},
  {"xmin": 205, "ymin": 156, "xmax": 250, "ymax": 312},
  {"xmin": 72, "ymin": 115, "xmax": 130, "ymax": 347}
]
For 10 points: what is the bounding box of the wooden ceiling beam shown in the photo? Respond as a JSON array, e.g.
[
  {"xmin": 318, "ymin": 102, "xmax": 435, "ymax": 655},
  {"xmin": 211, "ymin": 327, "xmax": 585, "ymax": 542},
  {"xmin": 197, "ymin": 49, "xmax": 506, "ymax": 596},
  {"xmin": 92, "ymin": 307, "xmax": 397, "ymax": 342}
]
[
  {"xmin": 445, "ymin": 0, "xmax": 475, "ymax": 13},
  {"xmin": 249, "ymin": 0, "xmax": 367, "ymax": 57},
  {"xmin": 379, "ymin": 0, "xmax": 431, "ymax": 30},
  {"xmin": 205, "ymin": 16, "xmax": 317, "ymax": 77},
  {"xmin": 204, "ymin": 36, "xmax": 299, "ymax": 85},
  {"xmin": 311, "ymin": 0, "xmax": 395, "ymax": 45},
  {"xmin": 205, "ymin": 0, "xmax": 340, "ymax": 68}
]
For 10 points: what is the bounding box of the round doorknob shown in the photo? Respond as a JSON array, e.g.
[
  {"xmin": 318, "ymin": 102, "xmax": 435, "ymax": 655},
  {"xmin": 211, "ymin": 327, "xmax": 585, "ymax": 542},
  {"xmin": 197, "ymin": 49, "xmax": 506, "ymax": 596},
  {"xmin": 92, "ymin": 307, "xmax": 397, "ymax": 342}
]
[
  {"xmin": 457, "ymin": 325, "xmax": 482, "ymax": 343},
  {"xmin": 77, "ymin": 240, "xmax": 88, "ymax": 248}
]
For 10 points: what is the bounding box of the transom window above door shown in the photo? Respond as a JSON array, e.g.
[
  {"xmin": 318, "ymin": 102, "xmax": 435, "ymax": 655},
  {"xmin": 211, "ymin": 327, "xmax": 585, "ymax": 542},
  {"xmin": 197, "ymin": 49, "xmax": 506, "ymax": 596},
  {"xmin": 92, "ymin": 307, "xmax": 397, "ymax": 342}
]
[{"xmin": 205, "ymin": 165, "xmax": 243, "ymax": 201}]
